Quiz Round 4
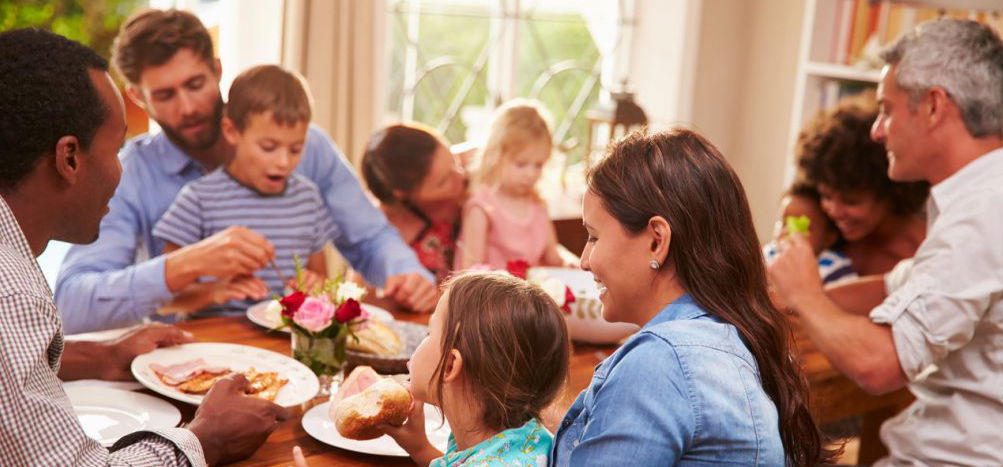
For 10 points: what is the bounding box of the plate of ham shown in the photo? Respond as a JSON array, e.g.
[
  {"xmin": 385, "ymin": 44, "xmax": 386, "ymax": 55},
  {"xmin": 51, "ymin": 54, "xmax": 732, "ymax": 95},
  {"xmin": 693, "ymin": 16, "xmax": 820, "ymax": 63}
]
[{"xmin": 131, "ymin": 343, "xmax": 320, "ymax": 407}]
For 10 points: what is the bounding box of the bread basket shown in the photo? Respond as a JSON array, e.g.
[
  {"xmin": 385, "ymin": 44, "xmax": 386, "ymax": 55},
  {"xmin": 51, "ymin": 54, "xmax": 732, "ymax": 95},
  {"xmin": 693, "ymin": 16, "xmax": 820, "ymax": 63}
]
[{"xmin": 345, "ymin": 319, "xmax": 427, "ymax": 375}]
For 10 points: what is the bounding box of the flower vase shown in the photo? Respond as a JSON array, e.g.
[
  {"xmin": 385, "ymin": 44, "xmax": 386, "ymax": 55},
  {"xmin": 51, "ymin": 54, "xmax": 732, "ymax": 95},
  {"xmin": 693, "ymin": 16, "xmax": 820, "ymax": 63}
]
[{"xmin": 290, "ymin": 329, "xmax": 348, "ymax": 397}]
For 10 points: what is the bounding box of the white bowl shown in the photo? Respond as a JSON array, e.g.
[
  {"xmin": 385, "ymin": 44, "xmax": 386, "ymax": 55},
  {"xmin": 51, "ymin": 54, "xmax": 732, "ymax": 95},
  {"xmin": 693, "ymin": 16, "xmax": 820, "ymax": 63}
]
[{"xmin": 529, "ymin": 267, "xmax": 639, "ymax": 345}]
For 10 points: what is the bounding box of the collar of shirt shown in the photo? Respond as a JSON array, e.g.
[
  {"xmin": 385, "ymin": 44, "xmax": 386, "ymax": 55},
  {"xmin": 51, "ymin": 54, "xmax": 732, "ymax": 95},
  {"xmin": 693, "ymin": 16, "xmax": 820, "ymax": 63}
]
[
  {"xmin": 0, "ymin": 197, "xmax": 50, "ymax": 296},
  {"xmin": 643, "ymin": 294, "xmax": 708, "ymax": 330},
  {"xmin": 0, "ymin": 197, "xmax": 36, "ymax": 264},
  {"xmin": 928, "ymin": 147, "xmax": 1003, "ymax": 222},
  {"xmin": 437, "ymin": 418, "xmax": 549, "ymax": 466},
  {"xmin": 152, "ymin": 132, "xmax": 205, "ymax": 176}
]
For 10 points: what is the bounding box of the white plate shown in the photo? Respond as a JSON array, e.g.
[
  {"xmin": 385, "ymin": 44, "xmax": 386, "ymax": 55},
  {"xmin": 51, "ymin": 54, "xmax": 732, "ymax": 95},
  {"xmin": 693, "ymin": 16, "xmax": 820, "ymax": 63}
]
[
  {"xmin": 65, "ymin": 386, "xmax": 181, "ymax": 447},
  {"xmin": 62, "ymin": 379, "xmax": 144, "ymax": 392},
  {"xmin": 247, "ymin": 301, "xmax": 394, "ymax": 333},
  {"xmin": 64, "ymin": 326, "xmax": 136, "ymax": 342},
  {"xmin": 131, "ymin": 342, "xmax": 320, "ymax": 407},
  {"xmin": 302, "ymin": 400, "xmax": 450, "ymax": 457}
]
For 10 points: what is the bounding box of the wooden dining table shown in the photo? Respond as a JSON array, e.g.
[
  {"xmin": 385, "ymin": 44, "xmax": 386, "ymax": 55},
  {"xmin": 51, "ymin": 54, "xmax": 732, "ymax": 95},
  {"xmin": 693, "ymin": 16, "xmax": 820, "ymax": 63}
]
[{"xmin": 160, "ymin": 307, "xmax": 910, "ymax": 466}]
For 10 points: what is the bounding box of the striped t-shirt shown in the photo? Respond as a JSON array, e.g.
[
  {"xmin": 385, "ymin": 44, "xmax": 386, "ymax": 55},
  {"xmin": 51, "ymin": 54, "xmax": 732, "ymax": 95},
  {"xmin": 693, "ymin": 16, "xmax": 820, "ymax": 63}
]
[
  {"xmin": 762, "ymin": 241, "xmax": 857, "ymax": 285},
  {"xmin": 153, "ymin": 169, "xmax": 337, "ymax": 314}
]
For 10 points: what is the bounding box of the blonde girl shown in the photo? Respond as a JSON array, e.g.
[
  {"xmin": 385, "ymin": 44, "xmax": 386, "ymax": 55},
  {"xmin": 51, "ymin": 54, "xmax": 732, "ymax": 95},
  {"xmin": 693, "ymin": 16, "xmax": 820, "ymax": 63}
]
[{"xmin": 456, "ymin": 99, "xmax": 568, "ymax": 269}]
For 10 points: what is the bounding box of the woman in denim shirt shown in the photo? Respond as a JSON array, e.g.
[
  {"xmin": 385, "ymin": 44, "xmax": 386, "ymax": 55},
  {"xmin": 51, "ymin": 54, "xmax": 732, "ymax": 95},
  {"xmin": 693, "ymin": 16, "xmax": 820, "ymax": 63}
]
[{"xmin": 551, "ymin": 130, "xmax": 839, "ymax": 466}]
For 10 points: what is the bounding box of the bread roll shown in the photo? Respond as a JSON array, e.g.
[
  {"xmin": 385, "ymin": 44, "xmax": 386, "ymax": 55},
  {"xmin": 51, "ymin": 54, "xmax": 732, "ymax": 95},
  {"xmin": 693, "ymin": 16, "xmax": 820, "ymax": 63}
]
[
  {"xmin": 330, "ymin": 366, "xmax": 412, "ymax": 440},
  {"xmin": 346, "ymin": 317, "xmax": 403, "ymax": 356}
]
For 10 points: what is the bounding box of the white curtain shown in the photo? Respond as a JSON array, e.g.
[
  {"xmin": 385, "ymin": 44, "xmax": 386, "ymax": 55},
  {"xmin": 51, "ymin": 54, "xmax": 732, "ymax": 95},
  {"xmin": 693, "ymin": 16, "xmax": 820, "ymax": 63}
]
[{"xmin": 282, "ymin": 0, "xmax": 386, "ymax": 166}]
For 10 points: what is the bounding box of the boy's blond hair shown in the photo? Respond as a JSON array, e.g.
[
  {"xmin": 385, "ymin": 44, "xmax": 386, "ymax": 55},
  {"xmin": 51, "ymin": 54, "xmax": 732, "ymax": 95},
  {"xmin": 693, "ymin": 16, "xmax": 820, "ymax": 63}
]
[
  {"xmin": 475, "ymin": 99, "xmax": 553, "ymax": 187},
  {"xmin": 226, "ymin": 64, "xmax": 313, "ymax": 131}
]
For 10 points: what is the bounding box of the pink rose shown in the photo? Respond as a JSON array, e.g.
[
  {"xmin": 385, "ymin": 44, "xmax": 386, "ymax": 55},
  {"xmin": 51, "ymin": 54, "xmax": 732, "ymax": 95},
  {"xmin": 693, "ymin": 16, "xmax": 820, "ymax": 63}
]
[{"xmin": 293, "ymin": 297, "xmax": 336, "ymax": 332}]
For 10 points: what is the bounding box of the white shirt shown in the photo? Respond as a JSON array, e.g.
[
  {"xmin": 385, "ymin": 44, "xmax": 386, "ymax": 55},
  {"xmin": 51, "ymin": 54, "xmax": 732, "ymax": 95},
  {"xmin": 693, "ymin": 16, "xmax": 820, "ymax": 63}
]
[{"xmin": 870, "ymin": 147, "xmax": 1003, "ymax": 466}]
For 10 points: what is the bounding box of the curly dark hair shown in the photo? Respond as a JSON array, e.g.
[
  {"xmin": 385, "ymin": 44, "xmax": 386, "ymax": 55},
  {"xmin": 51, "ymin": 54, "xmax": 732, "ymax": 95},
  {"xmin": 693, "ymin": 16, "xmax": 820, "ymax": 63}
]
[
  {"xmin": 796, "ymin": 93, "xmax": 929, "ymax": 215},
  {"xmin": 0, "ymin": 28, "xmax": 109, "ymax": 192}
]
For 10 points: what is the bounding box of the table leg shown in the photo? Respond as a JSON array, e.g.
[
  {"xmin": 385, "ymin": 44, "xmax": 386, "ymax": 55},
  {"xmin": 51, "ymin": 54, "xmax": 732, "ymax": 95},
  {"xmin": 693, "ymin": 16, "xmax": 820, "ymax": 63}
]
[{"xmin": 856, "ymin": 405, "xmax": 897, "ymax": 464}]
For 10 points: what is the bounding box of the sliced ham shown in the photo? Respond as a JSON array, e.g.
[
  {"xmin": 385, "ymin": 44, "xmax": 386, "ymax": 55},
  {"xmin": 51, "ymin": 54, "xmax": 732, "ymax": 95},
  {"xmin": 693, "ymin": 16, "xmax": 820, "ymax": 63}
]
[
  {"xmin": 150, "ymin": 358, "xmax": 229, "ymax": 386},
  {"xmin": 331, "ymin": 365, "xmax": 380, "ymax": 406}
]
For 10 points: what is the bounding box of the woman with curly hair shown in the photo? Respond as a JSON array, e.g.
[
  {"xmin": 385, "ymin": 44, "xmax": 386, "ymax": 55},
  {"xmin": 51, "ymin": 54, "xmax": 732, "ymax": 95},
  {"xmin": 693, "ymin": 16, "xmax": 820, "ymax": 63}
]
[{"xmin": 795, "ymin": 92, "xmax": 928, "ymax": 275}]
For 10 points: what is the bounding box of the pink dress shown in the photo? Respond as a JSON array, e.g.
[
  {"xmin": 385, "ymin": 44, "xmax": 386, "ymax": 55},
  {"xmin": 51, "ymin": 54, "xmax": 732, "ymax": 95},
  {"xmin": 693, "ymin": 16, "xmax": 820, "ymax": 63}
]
[{"xmin": 458, "ymin": 186, "xmax": 551, "ymax": 270}]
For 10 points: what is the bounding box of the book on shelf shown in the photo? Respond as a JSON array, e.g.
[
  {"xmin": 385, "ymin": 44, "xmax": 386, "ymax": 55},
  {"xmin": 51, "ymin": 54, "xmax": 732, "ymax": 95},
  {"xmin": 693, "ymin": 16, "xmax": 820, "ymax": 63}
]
[{"xmin": 822, "ymin": 0, "xmax": 1002, "ymax": 69}]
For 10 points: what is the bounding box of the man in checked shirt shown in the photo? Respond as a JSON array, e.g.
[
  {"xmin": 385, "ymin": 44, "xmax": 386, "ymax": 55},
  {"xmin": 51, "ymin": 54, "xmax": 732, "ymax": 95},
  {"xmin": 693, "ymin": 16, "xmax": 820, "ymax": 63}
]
[{"xmin": 0, "ymin": 29, "xmax": 288, "ymax": 465}]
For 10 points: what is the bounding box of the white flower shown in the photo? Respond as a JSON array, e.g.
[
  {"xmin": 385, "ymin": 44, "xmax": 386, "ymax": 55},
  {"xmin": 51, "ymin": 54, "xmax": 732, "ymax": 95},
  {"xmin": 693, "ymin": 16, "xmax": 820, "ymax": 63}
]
[
  {"xmin": 335, "ymin": 281, "xmax": 366, "ymax": 303},
  {"xmin": 264, "ymin": 299, "xmax": 283, "ymax": 325},
  {"xmin": 537, "ymin": 277, "xmax": 567, "ymax": 307}
]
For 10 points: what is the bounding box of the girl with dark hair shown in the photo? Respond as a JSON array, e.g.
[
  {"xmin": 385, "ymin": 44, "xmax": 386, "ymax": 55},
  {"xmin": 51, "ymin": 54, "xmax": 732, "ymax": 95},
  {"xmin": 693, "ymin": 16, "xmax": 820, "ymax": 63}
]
[
  {"xmin": 381, "ymin": 271, "xmax": 570, "ymax": 466},
  {"xmin": 361, "ymin": 124, "xmax": 468, "ymax": 284},
  {"xmin": 552, "ymin": 129, "xmax": 837, "ymax": 466}
]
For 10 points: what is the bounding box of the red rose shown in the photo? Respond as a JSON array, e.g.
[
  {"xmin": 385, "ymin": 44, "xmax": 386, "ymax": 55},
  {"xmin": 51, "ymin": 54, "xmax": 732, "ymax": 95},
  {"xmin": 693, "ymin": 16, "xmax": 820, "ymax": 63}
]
[
  {"xmin": 561, "ymin": 286, "xmax": 576, "ymax": 314},
  {"xmin": 335, "ymin": 298, "xmax": 363, "ymax": 323},
  {"xmin": 506, "ymin": 259, "xmax": 530, "ymax": 279},
  {"xmin": 279, "ymin": 291, "xmax": 307, "ymax": 318}
]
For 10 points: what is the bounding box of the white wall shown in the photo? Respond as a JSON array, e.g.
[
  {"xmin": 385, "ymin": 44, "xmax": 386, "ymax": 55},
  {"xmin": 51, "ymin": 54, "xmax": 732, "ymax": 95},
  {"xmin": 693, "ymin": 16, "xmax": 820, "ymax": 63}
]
[
  {"xmin": 217, "ymin": 0, "xmax": 285, "ymax": 95},
  {"xmin": 687, "ymin": 0, "xmax": 805, "ymax": 242},
  {"xmin": 629, "ymin": 0, "xmax": 702, "ymax": 128}
]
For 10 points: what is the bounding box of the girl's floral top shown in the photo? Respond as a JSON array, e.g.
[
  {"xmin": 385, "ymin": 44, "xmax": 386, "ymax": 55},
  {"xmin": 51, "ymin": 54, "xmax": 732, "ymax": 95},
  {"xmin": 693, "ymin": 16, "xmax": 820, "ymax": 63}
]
[{"xmin": 430, "ymin": 418, "xmax": 551, "ymax": 467}]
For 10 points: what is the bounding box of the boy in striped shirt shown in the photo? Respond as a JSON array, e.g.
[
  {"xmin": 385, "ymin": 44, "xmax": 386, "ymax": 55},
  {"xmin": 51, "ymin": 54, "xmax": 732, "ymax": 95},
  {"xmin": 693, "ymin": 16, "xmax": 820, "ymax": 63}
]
[{"xmin": 153, "ymin": 65, "xmax": 332, "ymax": 316}]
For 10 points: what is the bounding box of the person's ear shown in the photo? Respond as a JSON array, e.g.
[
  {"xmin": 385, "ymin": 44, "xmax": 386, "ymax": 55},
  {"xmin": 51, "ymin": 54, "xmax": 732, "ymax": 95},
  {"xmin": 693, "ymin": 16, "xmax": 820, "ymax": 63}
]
[
  {"xmin": 391, "ymin": 189, "xmax": 407, "ymax": 201},
  {"xmin": 925, "ymin": 87, "xmax": 951, "ymax": 129},
  {"xmin": 648, "ymin": 216, "xmax": 671, "ymax": 268},
  {"xmin": 212, "ymin": 58, "xmax": 223, "ymax": 79},
  {"xmin": 53, "ymin": 135, "xmax": 83, "ymax": 185},
  {"xmin": 125, "ymin": 85, "xmax": 147, "ymax": 111},
  {"xmin": 221, "ymin": 117, "xmax": 240, "ymax": 145},
  {"xmin": 441, "ymin": 349, "xmax": 463, "ymax": 383}
]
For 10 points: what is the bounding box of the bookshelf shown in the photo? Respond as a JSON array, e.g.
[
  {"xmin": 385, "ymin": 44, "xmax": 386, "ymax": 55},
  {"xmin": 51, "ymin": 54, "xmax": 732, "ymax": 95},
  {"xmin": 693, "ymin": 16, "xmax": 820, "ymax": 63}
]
[{"xmin": 785, "ymin": 0, "xmax": 1003, "ymax": 183}]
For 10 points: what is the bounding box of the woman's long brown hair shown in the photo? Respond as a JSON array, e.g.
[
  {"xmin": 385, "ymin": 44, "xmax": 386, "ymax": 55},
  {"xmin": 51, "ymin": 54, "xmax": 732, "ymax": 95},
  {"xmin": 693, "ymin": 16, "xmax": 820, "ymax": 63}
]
[{"xmin": 588, "ymin": 129, "xmax": 839, "ymax": 466}]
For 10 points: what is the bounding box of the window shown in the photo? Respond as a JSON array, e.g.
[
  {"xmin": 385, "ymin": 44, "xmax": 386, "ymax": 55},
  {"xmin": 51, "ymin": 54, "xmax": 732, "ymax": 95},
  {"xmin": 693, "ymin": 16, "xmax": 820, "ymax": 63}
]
[{"xmin": 385, "ymin": 0, "xmax": 635, "ymax": 165}]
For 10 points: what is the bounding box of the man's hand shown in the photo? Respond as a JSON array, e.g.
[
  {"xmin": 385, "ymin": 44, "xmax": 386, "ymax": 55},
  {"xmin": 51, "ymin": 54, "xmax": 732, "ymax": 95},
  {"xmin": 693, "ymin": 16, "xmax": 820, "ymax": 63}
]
[
  {"xmin": 164, "ymin": 226, "xmax": 275, "ymax": 292},
  {"xmin": 383, "ymin": 273, "xmax": 438, "ymax": 313},
  {"xmin": 212, "ymin": 275, "xmax": 270, "ymax": 303},
  {"xmin": 103, "ymin": 323, "xmax": 195, "ymax": 381},
  {"xmin": 767, "ymin": 233, "xmax": 824, "ymax": 314},
  {"xmin": 158, "ymin": 275, "xmax": 270, "ymax": 317},
  {"xmin": 188, "ymin": 374, "xmax": 290, "ymax": 465},
  {"xmin": 59, "ymin": 323, "xmax": 194, "ymax": 382}
]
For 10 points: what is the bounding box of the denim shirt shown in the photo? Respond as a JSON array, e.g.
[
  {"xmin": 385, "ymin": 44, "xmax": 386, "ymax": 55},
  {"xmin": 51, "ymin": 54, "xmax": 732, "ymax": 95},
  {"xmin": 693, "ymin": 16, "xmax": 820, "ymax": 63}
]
[
  {"xmin": 551, "ymin": 295, "xmax": 784, "ymax": 466},
  {"xmin": 55, "ymin": 127, "xmax": 432, "ymax": 333}
]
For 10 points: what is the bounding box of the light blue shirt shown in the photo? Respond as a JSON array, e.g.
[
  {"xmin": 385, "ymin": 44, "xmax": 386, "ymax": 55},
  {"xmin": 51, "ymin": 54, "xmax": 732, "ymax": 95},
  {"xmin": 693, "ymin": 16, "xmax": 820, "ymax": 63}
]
[
  {"xmin": 55, "ymin": 127, "xmax": 432, "ymax": 333},
  {"xmin": 432, "ymin": 418, "xmax": 551, "ymax": 467},
  {"xmin": 551, "ymin": 295, "xmax": 784, "ymax": 466}
]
